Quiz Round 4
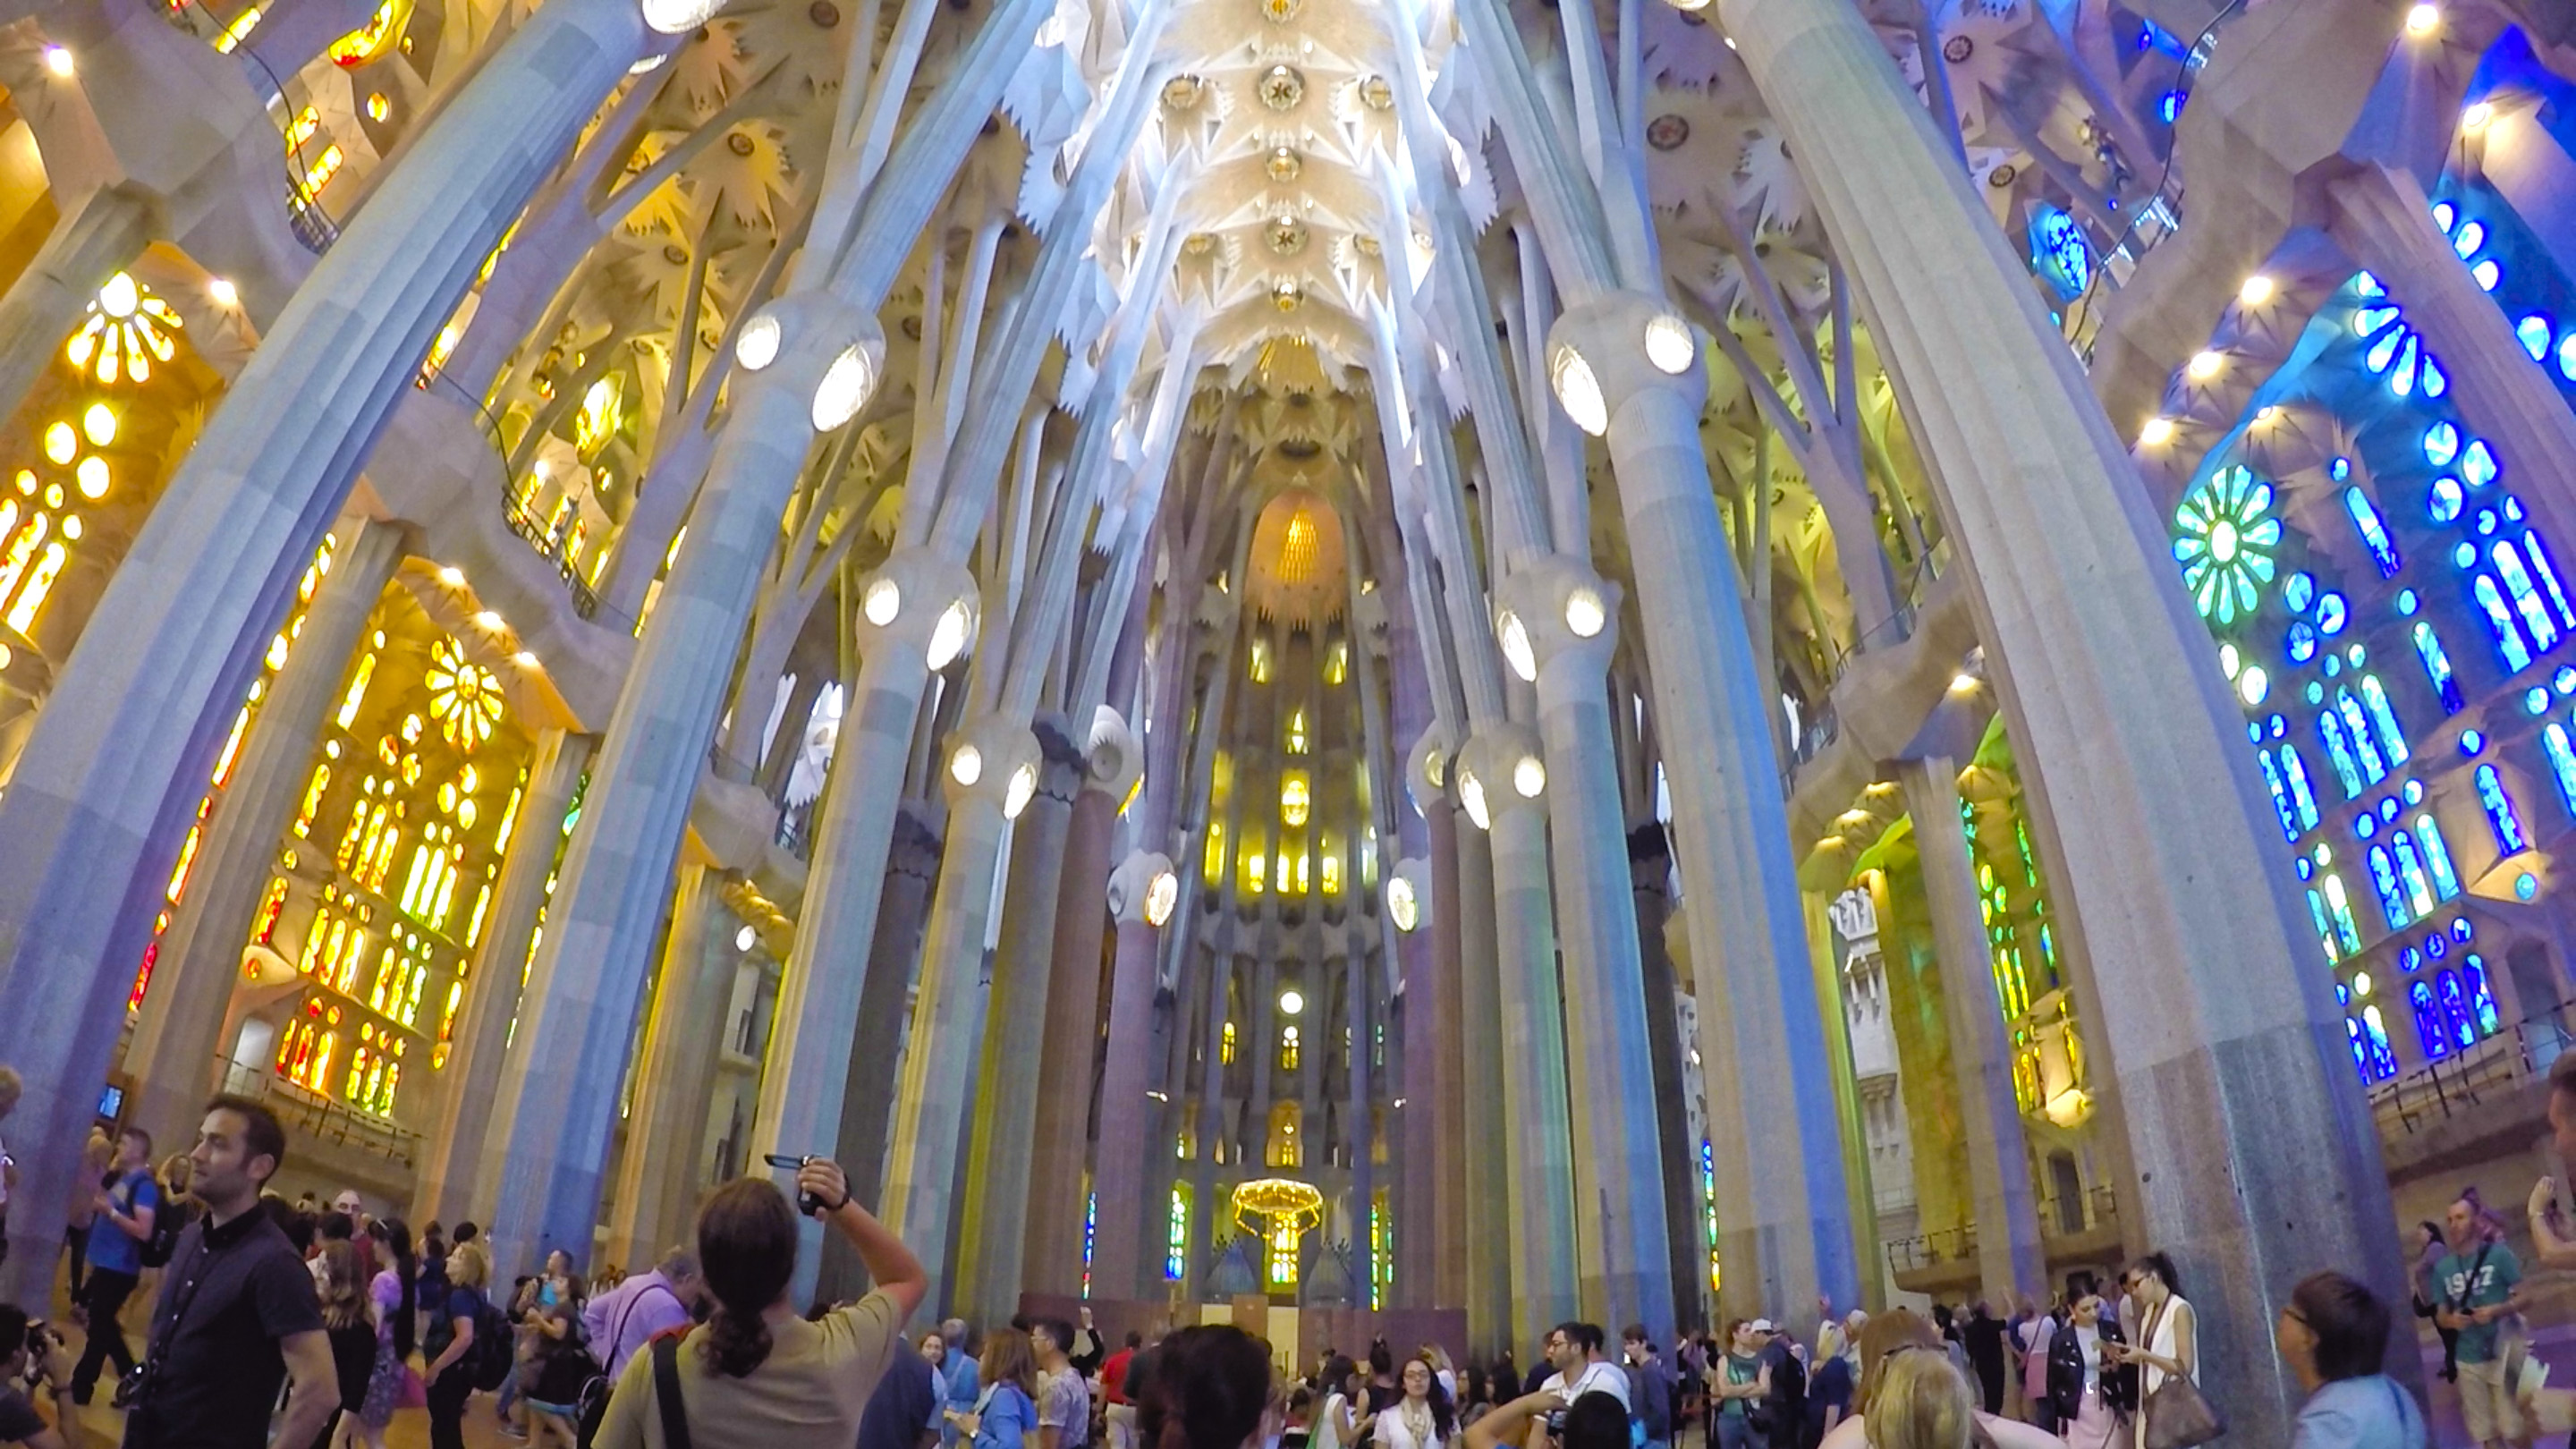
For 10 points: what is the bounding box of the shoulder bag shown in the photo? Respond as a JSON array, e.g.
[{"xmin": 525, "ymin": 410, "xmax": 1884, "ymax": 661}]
[
  {"xmin": 652, "ymin": 1334, "xmax": 694, "ymax": 1449},
  {"xmin": 2139, "ymin": 1300, "xmax": 2223, "ymax": 1449}
]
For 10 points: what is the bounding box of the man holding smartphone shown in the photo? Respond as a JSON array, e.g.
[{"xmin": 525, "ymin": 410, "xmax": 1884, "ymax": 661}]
[{"xmin": 0, "ymin": 1306, "xmax": 73, "ymax": 1449}]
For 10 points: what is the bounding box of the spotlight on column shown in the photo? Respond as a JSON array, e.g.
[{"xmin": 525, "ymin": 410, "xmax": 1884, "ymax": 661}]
[
  {"xmin": 1386, "ymin": 875, "xmax": 1419, "ymax": 932},
  {"xmin": 2462, "ymin": 101, "xmax": 2496, "ymax": 132},
  {"xmin": 1145, "ymin": 869, "xmax": 1179, "ymax": 927},
  {"xmin": 2138, "ymin": 417, "xmax": 2176, "ymax": 447},
  {"xmin": 862, "ymin": 577, "xmax": 902, "ymax": 626},
  {"xmin": 1457, "ymin": 765, "xmax": 1491, "ymax": 830},
  {"xmin": 2403, "ymin": 3, "xmax": 2440, "ymax": 37},
  {"xmin": 1643, "ymin": 313, "xmax": 1696, "ymax": 375},
  {"xmin": 927, "ymin": 597, "xmax": 974, "ymax": 668},
  {"xmin": 810, "ymin": 345, "xmax": 877, "ymax": 430},
  {"xmin": 1563, "ymin": 587, "xmax": 1606, "ymax": 638},
  {"xmin": 641, "ymin": 0, "xmax": 730, "ymax": 34},
  {"xmin": 2186, "ymin": 350, "xmax": 2224, "ymax": 382},
  {"xmin": 1513, "ymin": 755, "xmax": 1546, "ymax": 798},
  {"xmin": 41, "ymin": 46, "xmax": 71, "ymax": 77},
  {"xmin": 1548, "ymin": 343, "xmax": 1610, "ymax": 436},
  {"xmin": 2237, "ymin": 275, "xmax": 2275, "ymax": 308},
  {"xmin": 950, "ymin": 741, "xmax": 985, "ymax": 787},
  {"xmin": 735, "ymin": 925, "xmax": 757, "ymax": 953},
  {"xmin": 208, "ymin": 277, "xmax": 240, "ymax": 309},
  {"xmin": 736, "ymin": 313, "xmax": 782, "ymax": 371},
  {"xmin": 1422, "ymin": 747, "xmax": 1447, "ymax": 790},
  {"xmin": 1496, "ymin": 608, "xmax": 1538, "ymax": 682},
  {"xmin": 1004, "ymin": 760, "xmax": 1039, "ymax": 819}
]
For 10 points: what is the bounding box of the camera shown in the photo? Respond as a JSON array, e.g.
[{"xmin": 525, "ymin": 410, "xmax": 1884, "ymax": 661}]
[
  {"xmin": 762, "ymin": 1154, "xmax": 827, "ymax": 1216},
  {"xmin": 1542, "ymin": 1408, "xmax": 1567, "ymax": 1439}
]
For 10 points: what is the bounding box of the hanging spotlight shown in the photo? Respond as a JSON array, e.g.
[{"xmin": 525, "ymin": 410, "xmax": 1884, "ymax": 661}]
[
  {"xmin": 2237, "ymin": 275, "xmax": 2275, "ymax": 307},
  {"xmin": 810, "ymin": 345, "xmax": 876, "ymax": 430},
  {"xmin": 1549, "ymin": 344, "xmax": 1610, "ymax": 436},
  {"xmin": 1643, "ymin": 314, "xmax": 1696, "ymax": 375},
  {"xmin": 735, "ymin": 313, "xmax": 782, "ymax": 371},
  {"xmin": 1563, "ymin": 587, "xmax": 1607, "ymax": 638},
  {"xmin": 1387, "ymin": 876, "xmax": 1419, "ymax": 932},
  {"xmin": 862, "ymin": 577, "xmax": 902, "ymax": 626},
  {"xmin": 2139, "ymin": 417, "xmax": 2176, "ymax": 446},
  {"xmin": 950, "ymin": 742, "xmax": 985, "ymax": 787},
  {"xmin": 1496, "ymin": 609, "xmax": 1538, "ymax": 681},
  {"xmin": 1458, "ymin": 766, "xmax": 1490, "ymax": 830},
  {"xmin": 1145, "ymin": 869, "xmax": 1179, "ymax": 927},
  {"xmin": 640, "ymin": 0, "xmax": 728, "ymax": 34},
  {"xmin": 927, "ymin": 597, "xmax": 974, "ymax": 668},
  {"xmin": 2403, "ymin": 3, "xmax": 2440, "ymax": 37},
  {"xmin": 1513, "ymin": 755, "xmax": 1546, "ymax": 798},
  {"xmin": 1004, "ymin": 760, "xmax": 1039, "ymax": 819}
]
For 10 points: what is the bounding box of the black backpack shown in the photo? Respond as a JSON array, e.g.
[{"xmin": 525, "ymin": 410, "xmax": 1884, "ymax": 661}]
[
  {"xmin": 1753, "ymin": 1348, "xmax": 1804, "ymax": 1438},
  {"xmin": 139, "ymin": 1199, "xmax": 191, "ymax": 1269},
  {"xmin": 470, "ymin": 1295, "xmax": 518, "ymax": 1391}
]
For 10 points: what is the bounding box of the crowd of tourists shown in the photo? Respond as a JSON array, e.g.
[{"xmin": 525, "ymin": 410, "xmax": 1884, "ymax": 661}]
[{"xmin": 13, "ymin": 1052, "xmax": 2576, "ymax": 1448}]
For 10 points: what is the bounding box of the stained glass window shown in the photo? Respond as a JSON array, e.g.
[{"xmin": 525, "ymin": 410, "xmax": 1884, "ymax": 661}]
[
  {"xmin": 2492, "ymin": 541, "xmax": 2562, "ymax": 653},
  {"xmin": 2368, "ymin": 845, "xmax": 2410, "ymax": 929},
  {"xmin": 2413, "ymin": 623, "xmax": 2465, "ymax": 713},
  {"xmin": 2358, "ymin": 677, "xmax": 2408, "ymax": 766},
  {"xmin": 2413, "ymin": 980, "xmax": 2449, "ymax": 1060},
  {"xmin": 2362, "ymin": 1004, "xmax": 2397, "ymax": 1079},
  {"xmin": 2319, "ymin": 713, "xmax": 2366, "ymax": 798},
  {"xmin": 2473, "ymin": 574, "xmax": 2535, "ymax": 673},
  {"xmin": 2477, "ymin": 764, "xmax": 2529, "ymax": 853},
  {"xmin": 1166, "ymin": 1183, "xmax": 1189, "ymax": 1281},
  {"xmin": 2463, "ymin": 954, "xmax": 2500, "ymax": 1034},
  {"xmin": 2415, "ymin": 815, "xmax": 2462, "ymax": 900},
  {"xmin": 2279, "ymin": 747, "xmax": 2321, "ymax": 829},
  {"xmin": 2321, "ymin": 873, "xmax": 2362, "ymax": 955},
  {"xmin": 2173, "ymin": 466, "xmax": 2281, "ymax": 623},
  {"xmin": 2345, "ymin": 488, "xmax": 2403, "ymax": 578}
]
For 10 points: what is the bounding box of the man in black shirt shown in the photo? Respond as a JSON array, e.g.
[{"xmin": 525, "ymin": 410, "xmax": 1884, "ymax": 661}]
[{"xmin": 123, "ymin": 1096, "xmax": 335, "ymax": 1449}]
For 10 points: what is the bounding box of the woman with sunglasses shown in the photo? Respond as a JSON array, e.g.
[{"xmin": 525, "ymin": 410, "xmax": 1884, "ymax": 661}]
[{"xmin": 2046, "ymin": 1289, "xmax": 2133, "ymax": 1449}]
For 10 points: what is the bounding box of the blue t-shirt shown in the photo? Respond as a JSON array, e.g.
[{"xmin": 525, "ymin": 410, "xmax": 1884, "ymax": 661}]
[
  {"xmin": 85, "ymin": 1168, "xmax": 159, "ymax": 1276},
  {"xmin": 2434, "ymin": 1243, "xmax": 2521, "ymax": 1364}
]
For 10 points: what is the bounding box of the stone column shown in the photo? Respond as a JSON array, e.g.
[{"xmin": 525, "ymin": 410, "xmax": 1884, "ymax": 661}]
[
  {"xmin": 956, "ymin": 716, "xmax": 1086, "ymax": 1323},
  {"xmin": 415, "ymin": 726, "xmax": 591, "ymax": 1227},
  {"xmin": 602, "ymin": 865, "xmax": 732, "ymax": 1270},
  {"xmin": 1023, "ymin": 771, "xmax": 1127, "ymax": 1297},
  {"xmin": 815, "ymin": 801, "xmax": 942, "ymax": 1307},
  {"xmin": 1549, "ymin": 290, "xmax": 1861, "ymax": 1321},
  {"xmin": 1630, "ymin": 825, "xmax": 1706, "ymax": 1330},
  {"xmin": 1394, "ymin": 874, "xmax": 1437, "ymax": 1309},
  {"xmin": 123, "ymin": 517, "xmax": 404, "ymax": 1153},
  {"xmin": 0, "ymin": 0, "xmax": 643, "ymax": 1303},
  {"xmin": 1896, "ymin": 757, "xmax": 2046, "ymax": 1310},
  {"xmin": 0, "ymin": 182, "xmax": 156, "ymax": 443},
  {"xmin": 2327, "ymin": 164, "xmax": 2576, "ymax": 547},
  {"xmin": 880, "ymin": 714, "xmax": 1041, "ymax": 1317},
  {"xmin": 1448, "ymin": 801, "xmax": 1512, "ymax": 1353},
  {"xmin": 1722, "ymin": 0, "xmax": 2411, "ymax": 1429},
  {"xmin": 1422, "ymin": 810, "xmax": 1469, "ymax": 1321},
  {"xmin": 481, "ymin": 292, "xmax": 887, "ymax": 1278},
  {"xmin": 1502, "ymin": 564, "xmax": 1676, "ymax": 1341},
  {"xmin": 1460, "ymin": 729, "xmax": 1579, "ymax": 1349}
]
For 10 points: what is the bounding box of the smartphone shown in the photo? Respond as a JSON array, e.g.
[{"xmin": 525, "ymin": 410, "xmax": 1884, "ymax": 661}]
[{"xmin": 763, "ymin": 1154, "xmax": 824, "ymax": 1216}]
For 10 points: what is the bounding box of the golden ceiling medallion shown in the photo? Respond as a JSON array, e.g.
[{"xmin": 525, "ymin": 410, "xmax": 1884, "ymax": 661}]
[
  {"xmin": 1258, "ymin": 64, "xmax": 1305, "ymax": 111},
  {"xmin": 1265, "ymin": 146, "xmax": 1303, "ymax": 182},
  {"xmin": 1267, "ymin": 216, "xmax": 1309, "ymax": 256},
  {"xmin": 1260, "ymin": 0, "xmax": 1302, "ymax": 23},
  {"xmin": 1359, "ymin": 75, "xmax": 1394, "ymax": 110},
  {"xmin": 1272, "ymin": 279, "xmax": 1304, "ymax": 311},
  {"xmin": 1353, "ymin": 233, "xmax": 1381, "ymax": 257},
  {"xmin": 1161, "ymin": 74, "xmax": 1205, "ymax": 110},
  {"xmin": 1183, "ymin": 232, "xmax": 1218, "ymax": 255}
]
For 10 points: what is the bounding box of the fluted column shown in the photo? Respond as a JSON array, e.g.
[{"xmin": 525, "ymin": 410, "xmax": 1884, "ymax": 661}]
[
  {"xmin": 1023, "ymin": 771, "xmax": 1130, "ymax": 1297},
  {"xmin": 1550, "ymin": 291, "xmax": 1861, "ymax": 1321},
  {"xmin": 881, "ymin": 713, "xmax": 1042, "ymax": 1316},
  {"xmin": 123, "ymin": 517, "xmax": 405, "ymax": 1152},
  {"xmin": 602, "ymin": 865, "xmax": 732, "ymax": 1270},
  {"xmin": 1897, "ymin": 757, "xmax": 2047, "ymax": 1310},
  {"xmin": 1629, "ymin": 826, "xmax": 1704, "ymax": 1329},
  {"xmin": 418, "ymin": 727, "xmax": 592, "ymax": 1227},
  {"xmin": 0, "ymin": 0, "xmax": 644, "ymax": 1303},
  {"xmin": 482, "ymin": 291, "xmax": 887, "ymax": 1278},
  {"xmin": 816, "ymin": 800, "xmax": 944, "ymax": 1307},
  {"xmin": 1459, "ymin": 728, "xmax": 1578, "ymax": 1348},
  {"xmin": 1722, "ymin": 0, "xmax": 2411, "ymax": 1432},
  {"xmin": 0, "ymin": 182, "xmax": 156, "ymax": 443},
  {"xmin": 956, "ymin": 716, "xmax": 1087, "ymax": 1323},
  {"xmin": 1446, "ymin": 798, "xmax": 1510, "ymax": 1353},
  {"xmin": 1503, "ymin": 564, "xmax": 1675, "ymax": 1340}
]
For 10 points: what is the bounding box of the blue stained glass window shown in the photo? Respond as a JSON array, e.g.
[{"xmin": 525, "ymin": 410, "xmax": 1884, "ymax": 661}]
[
  {"xmin": 2437, "ymin": 970, "xmax": 2477, "ymax": 1049},
  {"xmin": 2427, "ymin": 935, "xmax": 2445, "ymax": 962},
  {"xmin": 2474, "ymin": 574, "xmax": 2536, "ymax": 673},
  {"xmin": 2429, "ymin": 478, "xmax": 2465, "ymax": 524},
  {"xmin": 2358, "ymin": 676, "xmax": 2408, "ymax": 765},
  {"xmin": 2478, "ymin": 764, "xmax": 2529, "ymax": 852},
  {"xmin": 2028, "ymin": 206, "xmax": 2092, "ymax": 301},
  {"xmin": 2425, "ymin": 356, "xmax": 2450, "ymax": 397},
  {"xmin": 2369, "ymin": 845, "xmax": 2410, "ymax": 928},
  {"xmin": 2363, "ymin": 1004, "xmax": 2398, "ymax": 1079},
  {"xmin": 2521, "ymin": 531, "xmax": 2576, "ymax": 626},
  {"xmin": 2453, "ymin": 218, "xmax": 2485, "ymax": 256},
  {"xmin": 2337, "ymin": 691, "xmax": 2388, "ymax": 780},
  {"xmin": 2347, "ymin": 1018, "xmax": 2371, "ymax": 1084},
  {"xmin": 2475, "ymin": 259, "xmax": 2502, "ymax": 292},
  {"xmin": 2562, "ymin": 334, "xmax": 2576, "ymax": 382},
  {"xmin": 2320, "ymin": 712, "xmax": 2367, "ymax": 797},
  {"xmin": 2318, "ymin": 594, "xmax": 2351, "ymax": 635},
  {"xmin": 2464, "ymin": 954, "xmax": 2499, "ymax": 1034},
  {"xmin": 2455, "ymin": 916, "xmax": 2474, "ymax": 942},
  {"xmin": 2258, "ymin": 751, "xmax": 2299, "ymax": 841},
  {"xmin": 2307, "ymin": 890, "xmax": 2339, "ymax": 962},
  {"xmin": 2367, "ymin": 325, "xmax": 2406, "ymax": 373},
  {"xmin": 2546, "ymin": 723, "xmax": 2576, "ymax": 816},
  {"xmin": 2322, "ymin": 872, "xmax": 2363, "ymax": 953},
  {"xmin": 2426, "ymin": 423, "xmax": 2461, "ymax": 467},
  {"xmin": 2347, "ymin": 490, "xmax": 2402, "ymax": 577},
  {"xmin": 2405, "ymin": 945, "xmax": 2426, "ymax": 971},
  {"xmin": 2285, "ymin": 572, "xmax": 2318, "ymax": 612},
  {"xmin": 2492, "ymin": 541, "xmax": 2562, "ymax": 652},
  {"xmin": 2412, "ymin": 623, "xmax": 2465, "ymax": 713},
  {"xmin": 2413, "ymin": 981, "xmax": 2450, "ymax": 1060},
  {"xmin": 2393, "ymin": 335, "xmax": 2423, "ymax": 396},
  {"xmin": 2462, "ymin": 440, "xmax": 2499, "ymax": 487},
  {"xmin": 2281, "ymin": 746, "xmax": 2321, "ymax": 828},
  {"xmin": 2521, "ymin": 316, "xmax": 2555, "ymax": 361},
  {"xmin": 2392, "ymin": 832, "xmax": 2436, "ymax": 916},
  {"xmin": 2415, "ymin": 814, "xmax": 2461, "ymax": 900},
  {"xmin": 2357, "ymin": 812, "xmax": 2379, "ymax": 841},
  {"xmin": 2288, "ymin": 621, "xmax": 2319, "ymax": 663}
]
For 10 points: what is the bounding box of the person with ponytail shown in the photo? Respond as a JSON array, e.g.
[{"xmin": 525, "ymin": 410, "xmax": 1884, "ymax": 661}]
[
  {"xmin": 338, "ymin": 1216, "xmax": 415, "ymax": 1449},
  {"xmin": 595, "ymin": 1157, "xmax": 928, "ymax": 1447},
  {"xmin": 948, "ymin": 1323, "xmax": 1038, "ymax": 1449}
]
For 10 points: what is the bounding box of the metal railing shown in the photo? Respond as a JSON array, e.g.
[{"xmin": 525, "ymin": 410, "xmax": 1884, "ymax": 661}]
[
  {"xmin": 1883, "ymin": 1186, "xmax": 2120, "ymax": 1278},
  {"xmin": 163, "ymin": 0, "xmax": 343, "ymax": 255},
  {"xmin": 2368, "ymin": 996, "xmax": 2576, "ymax": 1139},
  {"xmin": 216, "ymin": 1059, "xmax": 422, "ymax": 1166}
]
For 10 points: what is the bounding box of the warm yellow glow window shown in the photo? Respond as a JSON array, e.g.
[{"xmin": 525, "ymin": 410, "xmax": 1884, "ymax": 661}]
[
  {"xmin": 1278, "ymin": 510, "xmax": 1318, "ymax": 582},
  {"xmin": 1280, "ymin": 771, "xmax": 1309, "ymax": 826},
  {"xmin": 1286, "ymin": 709, "xmax": 1309, "ymax": 754},
  {"xmin": 1325, "ymin": 640, "xmax": 1347, "ymax": 685},
  {"xmin": 1221, "ymin": 1020, "xmax": 1237, "ymax": 1064},
  {"xmin": 1280, "ymin": 1024, "xmax": 1301, "ymax": 1072},
  {"xmin": 1250, "ymin": 637, "xmax": 1272, "ymax": 682}
]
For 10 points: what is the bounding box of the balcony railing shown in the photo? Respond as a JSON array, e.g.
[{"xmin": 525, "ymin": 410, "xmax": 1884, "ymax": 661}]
[
  {"xmin": 216, "ymin": 1060, "xmax": 423, "ymax": 1166},
  {"xmin": 2368, "ymin": 996, "xmax": 2576, "ymax": 1140},
  {"xmin": 1883, "ymin": 1186, "xmax": 2121, "ymax": 1279}
]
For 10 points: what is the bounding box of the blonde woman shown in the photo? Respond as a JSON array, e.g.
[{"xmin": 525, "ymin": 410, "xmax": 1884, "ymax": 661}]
[
  {"xmin": 1859, "ymin": 1349, "xmax": 1977, "ymax": 1449},
  {"xmin": 1818, "ymin": 1311, "xmax": 2056, "ymax": 1449},
  {"xmin": 424, "ymin": 1241, "xmax": 494, "ymax": 1449}
]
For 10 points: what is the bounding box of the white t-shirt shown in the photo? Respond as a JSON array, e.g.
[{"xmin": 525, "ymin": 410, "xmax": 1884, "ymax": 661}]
[{"xmin": 1543, "ymin": 1360, "xmax": 1631, "ymax": 1411}]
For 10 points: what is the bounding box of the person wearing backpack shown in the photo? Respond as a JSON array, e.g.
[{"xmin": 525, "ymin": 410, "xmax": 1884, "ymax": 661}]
[
  {"xmin": 424, "ymin": 1239, "xmax": 498, "ymax": 1449},
  {"xmin": 68, "ymin": 1127, "xmax": 158, "ymax": 1404}
]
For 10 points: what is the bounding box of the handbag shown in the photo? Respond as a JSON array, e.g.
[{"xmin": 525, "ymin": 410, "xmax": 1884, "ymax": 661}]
[
  {"xmin": 653, "ymin": 1335, "xmax": 694, "ymax": 1449},
  {"xmin": 2138, "ymin": 1300, "xmax": 2224, "ymax": 1449}
]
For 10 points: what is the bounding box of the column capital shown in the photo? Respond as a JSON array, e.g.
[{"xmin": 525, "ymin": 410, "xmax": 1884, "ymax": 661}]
[
  {"xmin": 941, "ymin": 713, "xmax": 1043, "ymax": 817},
  {"xmin": 1408, "ymin": 724, "xmax": 1461, "ymax": 806},
  {"xmin": 856, "ymin": 549, "xmax": 979, "ymax": 668},
  {"xmin": 1387, "ymin": 856, "xmax": 1434, "ymax": 936},
  {"xmin": 1494, "ymin": 556, "xmax": 1621, "ymax": 682},
  {"xmin": 1544, "ymin": 291, "xmax": 1706, "ymax": 436},
  {"xmin": 1108, "ymin": 850, "xmax": 1178, "ymax": 927},
  {"xmin": 1456, "ymin": 725, "xmax": 1548, "ymax": 830},
  {"xmin": 733, "ymin": 288, "xmax": 887, "ymax": 433},
  {"xmin": 1080, "ymin": 705, "xmax": 1141, "ymax": 801},
  {"xmin": 1030, "ymin": 711, "xmax": 1089, "ymax": 808},
  {"xmin": 890, "ymin": 800, "xmax": 946, "ymax": 881}
]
